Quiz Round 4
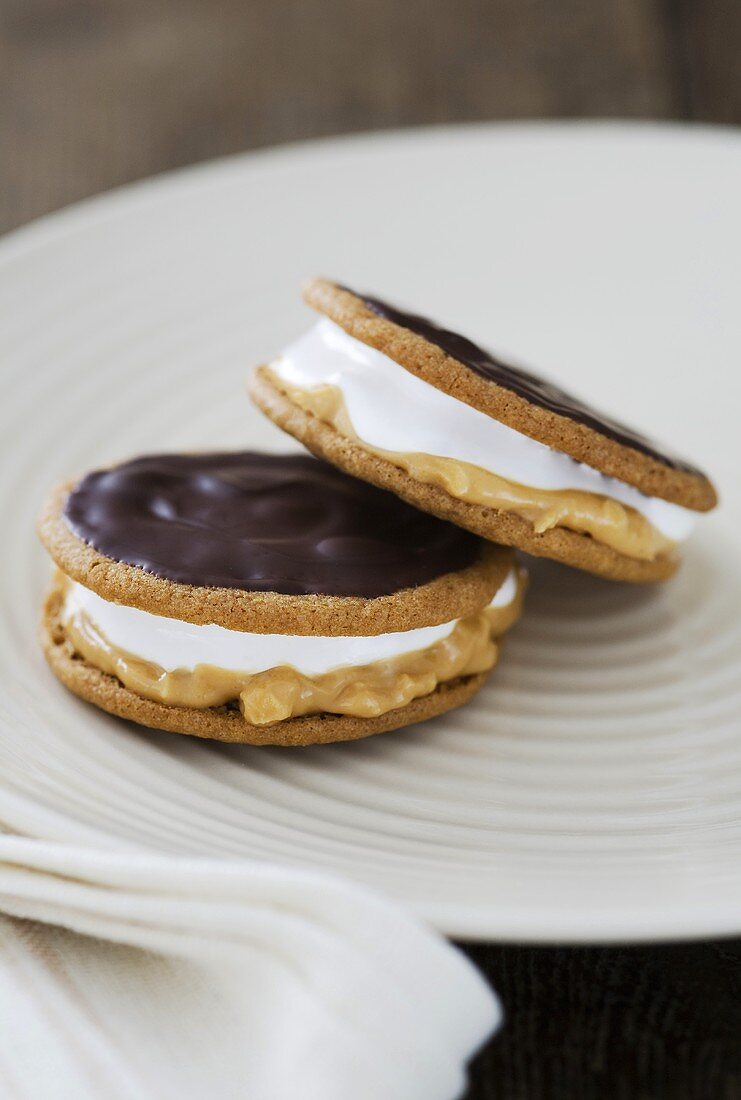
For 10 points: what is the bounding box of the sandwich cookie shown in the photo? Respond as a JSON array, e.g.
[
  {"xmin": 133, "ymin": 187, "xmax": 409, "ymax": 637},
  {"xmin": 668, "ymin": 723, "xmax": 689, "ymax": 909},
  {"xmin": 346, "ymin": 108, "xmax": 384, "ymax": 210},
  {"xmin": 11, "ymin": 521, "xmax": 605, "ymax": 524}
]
[
  {"xmin": 38, "ymin": 452, "xmax": 523, "ymax": 746},
  {"xmin": 251, "ymin": 279, "xmax": 717, "ymax": 582}
]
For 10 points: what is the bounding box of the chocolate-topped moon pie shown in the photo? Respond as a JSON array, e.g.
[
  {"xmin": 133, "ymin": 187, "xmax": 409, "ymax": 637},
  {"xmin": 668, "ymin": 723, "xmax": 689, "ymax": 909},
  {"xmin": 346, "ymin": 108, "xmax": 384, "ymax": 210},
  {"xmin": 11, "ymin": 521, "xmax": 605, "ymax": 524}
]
[
  {"xmin": 38, "ymin": 452, "xmax": 524, "ymax": 746},
  {"xmin": 250, "ymin": 279, "xmax": 718, "ymax": 582}
]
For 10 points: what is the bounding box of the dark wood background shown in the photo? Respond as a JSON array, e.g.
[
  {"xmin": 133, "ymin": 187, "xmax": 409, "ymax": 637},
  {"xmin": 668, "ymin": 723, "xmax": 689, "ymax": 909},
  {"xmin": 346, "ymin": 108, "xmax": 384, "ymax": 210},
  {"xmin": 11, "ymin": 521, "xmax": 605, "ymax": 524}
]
[
  {"xmin": 2, "ymin": 1, "xmax": 741, "ymax": 1096},
  {"xmin": 2, "ymin": 0, "xmax": 741, "ymax": 232}
]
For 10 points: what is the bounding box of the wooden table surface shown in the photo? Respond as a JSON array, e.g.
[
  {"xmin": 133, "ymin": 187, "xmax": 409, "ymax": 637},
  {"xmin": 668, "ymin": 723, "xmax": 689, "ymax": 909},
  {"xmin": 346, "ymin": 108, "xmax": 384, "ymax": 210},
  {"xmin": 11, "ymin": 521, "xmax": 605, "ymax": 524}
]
[{"xmin": 3, "ymin": 2, "xmax": 740, "ymax": 1096}]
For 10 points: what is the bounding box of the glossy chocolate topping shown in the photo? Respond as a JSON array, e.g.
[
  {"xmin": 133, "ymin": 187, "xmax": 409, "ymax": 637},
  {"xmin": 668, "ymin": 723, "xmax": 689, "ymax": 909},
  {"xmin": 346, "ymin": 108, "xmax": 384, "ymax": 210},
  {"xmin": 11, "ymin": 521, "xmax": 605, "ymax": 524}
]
[
  {"xmin": 64, "ymin": 452, "xmax": 479, "ymax": 597},
  {"xmin": 351, "ymin": 288, "xmax": 701, "ymax": 476}
]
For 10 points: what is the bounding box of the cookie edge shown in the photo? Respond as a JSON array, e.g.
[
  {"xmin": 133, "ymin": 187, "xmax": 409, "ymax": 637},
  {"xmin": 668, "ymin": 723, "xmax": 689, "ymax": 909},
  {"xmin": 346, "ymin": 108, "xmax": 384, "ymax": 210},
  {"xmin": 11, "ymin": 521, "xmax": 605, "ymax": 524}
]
[
  {"xmin": 37, "ymin": 478, "xmax": 511, "ymax": 634},
  {"xmin": 303, "ymin": 278, "xmax": 717, "ymax": 512}
]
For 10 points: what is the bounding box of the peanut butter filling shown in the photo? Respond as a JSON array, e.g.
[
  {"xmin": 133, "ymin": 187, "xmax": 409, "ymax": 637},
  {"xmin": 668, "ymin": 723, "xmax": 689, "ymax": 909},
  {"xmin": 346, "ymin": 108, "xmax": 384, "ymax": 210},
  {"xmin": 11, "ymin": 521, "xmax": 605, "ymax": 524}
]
[
  {"xmin": 265, "ymin": 368, "xmax": 677, "ymax": 563},
  {"xmin": 60, "ymin": 580, "xmax": 522, "ymax": 726}
]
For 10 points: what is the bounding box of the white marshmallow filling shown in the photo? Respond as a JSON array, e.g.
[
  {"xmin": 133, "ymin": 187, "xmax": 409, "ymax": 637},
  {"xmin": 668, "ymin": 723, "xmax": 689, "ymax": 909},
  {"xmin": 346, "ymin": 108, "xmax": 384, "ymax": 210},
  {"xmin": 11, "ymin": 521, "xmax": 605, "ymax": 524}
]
[
  {"xmin": 61, "ymin": 569, "xmax": 520, "ymax": 678},
  {"xmin": 270, "ymin": 319, "xmax": 697, "ymax": 544}
]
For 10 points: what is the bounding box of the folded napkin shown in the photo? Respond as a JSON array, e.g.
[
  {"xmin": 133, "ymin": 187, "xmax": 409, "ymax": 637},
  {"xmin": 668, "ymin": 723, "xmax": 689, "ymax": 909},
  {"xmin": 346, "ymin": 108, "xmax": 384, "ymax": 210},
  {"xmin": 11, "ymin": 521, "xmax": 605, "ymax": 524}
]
[{"xmin": 0, "ymin": 837, "xmax": 499, "ymax": 1100}]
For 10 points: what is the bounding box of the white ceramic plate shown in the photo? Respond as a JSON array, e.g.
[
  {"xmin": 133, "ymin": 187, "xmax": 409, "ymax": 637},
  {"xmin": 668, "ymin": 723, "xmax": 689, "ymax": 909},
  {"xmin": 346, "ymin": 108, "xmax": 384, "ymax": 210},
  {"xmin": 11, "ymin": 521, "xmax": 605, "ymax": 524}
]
[{"xmin": 2, "ymin": 122, "xmax": 740, "ymax": 942}]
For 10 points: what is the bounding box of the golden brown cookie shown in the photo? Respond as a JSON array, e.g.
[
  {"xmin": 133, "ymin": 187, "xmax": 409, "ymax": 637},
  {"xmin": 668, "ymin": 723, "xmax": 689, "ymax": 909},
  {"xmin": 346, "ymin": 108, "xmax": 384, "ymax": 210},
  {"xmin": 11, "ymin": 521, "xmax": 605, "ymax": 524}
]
[
  {"xmin": 38, "ymin": 451, "xmax": 520, "ymax": 743},
  {"xmin": 39, "ymin": 480, "xmax": 507, "ymax": 635},
  {"xmin": 250, "ymin": 279, "xmax": 718, "ymax": 582}
]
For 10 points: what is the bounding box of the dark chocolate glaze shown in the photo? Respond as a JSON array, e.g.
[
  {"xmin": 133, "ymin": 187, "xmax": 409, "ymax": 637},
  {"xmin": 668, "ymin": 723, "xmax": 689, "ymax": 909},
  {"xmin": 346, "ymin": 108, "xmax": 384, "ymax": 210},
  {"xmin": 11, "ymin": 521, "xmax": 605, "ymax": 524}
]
[
  {"xmin": 351, "ymin": 288, "xmax": 702, "ymax": 477},
  {"xmin": 64, "ymin": 452, "xmax": 480, "ymax": 597}
]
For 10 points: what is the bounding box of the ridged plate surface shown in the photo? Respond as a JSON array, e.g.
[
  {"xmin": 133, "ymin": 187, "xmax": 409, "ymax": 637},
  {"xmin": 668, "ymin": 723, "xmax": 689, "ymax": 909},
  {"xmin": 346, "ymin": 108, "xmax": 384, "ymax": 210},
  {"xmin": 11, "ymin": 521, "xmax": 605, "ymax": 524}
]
[{"xmin": 1, "ymin": 123, "xmax": 740, "ymax": 941}]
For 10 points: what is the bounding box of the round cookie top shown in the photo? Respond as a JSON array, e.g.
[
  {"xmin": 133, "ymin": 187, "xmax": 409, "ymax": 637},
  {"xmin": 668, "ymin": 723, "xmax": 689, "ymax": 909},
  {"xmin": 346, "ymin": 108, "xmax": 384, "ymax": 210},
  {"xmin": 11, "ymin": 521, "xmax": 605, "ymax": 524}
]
[
  {"xmin": 40, "ymin": 452, "xmax": 509, "ymax": 634},
  {"xmin": 64, "ymin": 451, "xmax": 478, "ymax": 596},
  {"xmin": 304, "ymin": 279, "xmax": 717, "ymax": 511}
]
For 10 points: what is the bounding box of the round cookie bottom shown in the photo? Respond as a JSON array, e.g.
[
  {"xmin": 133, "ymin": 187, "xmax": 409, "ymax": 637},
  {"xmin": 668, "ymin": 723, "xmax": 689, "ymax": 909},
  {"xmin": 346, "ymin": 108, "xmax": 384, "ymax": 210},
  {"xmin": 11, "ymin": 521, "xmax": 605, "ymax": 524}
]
[
  {"xmin": 41, "ymin": 591, "xmax": 489, "ymax": 747},
  {"xmin": 250, "ymin": 369, "xmax": 679, "ymax": 584}
]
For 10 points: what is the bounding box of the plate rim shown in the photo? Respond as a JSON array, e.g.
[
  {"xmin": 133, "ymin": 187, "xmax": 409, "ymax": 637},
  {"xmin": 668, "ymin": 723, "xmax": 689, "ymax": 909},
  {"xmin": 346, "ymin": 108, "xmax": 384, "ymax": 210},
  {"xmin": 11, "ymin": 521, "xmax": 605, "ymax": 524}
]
[{"xmin": 3, "ymin": 118, "xmax": 740, "ymax": 263}]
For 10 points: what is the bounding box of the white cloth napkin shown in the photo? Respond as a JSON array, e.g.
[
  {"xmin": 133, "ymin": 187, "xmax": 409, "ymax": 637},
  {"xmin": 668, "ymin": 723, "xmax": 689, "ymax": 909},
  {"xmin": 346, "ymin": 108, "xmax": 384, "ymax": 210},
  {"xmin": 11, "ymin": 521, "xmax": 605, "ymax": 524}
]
[{"xmin": 0, "ymin": 837, "xmax": 499, "ymax": 1100}]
